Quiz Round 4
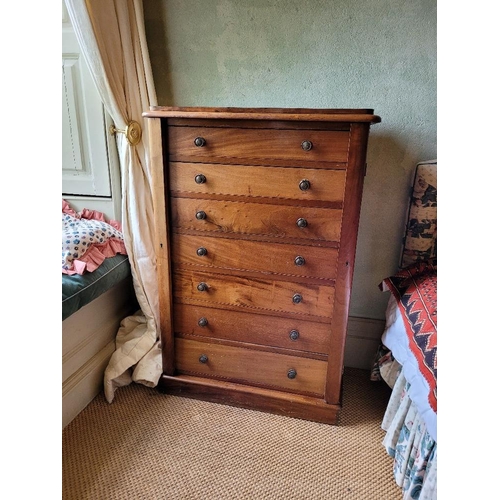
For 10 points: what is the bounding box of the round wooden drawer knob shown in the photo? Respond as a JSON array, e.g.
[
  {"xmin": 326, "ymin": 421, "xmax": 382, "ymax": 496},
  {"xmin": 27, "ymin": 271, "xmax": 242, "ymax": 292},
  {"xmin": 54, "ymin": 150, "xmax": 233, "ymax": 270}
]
[
  {"xmin": 301, "ymin": 140, "xmax": 313, "ymax": 151},
  {"xmin": 294, "ymin": 256, "xmax": 306, "ymax": 266},
  {"xmin": 194, "ymin": 137, "xmax": 206, "ymax": 147},
  {"xmin": 287, "ymin": 369, "xmax": 297, "ymax": 379},
  {"xmin": 299, "ymin": 179, "xmax": 310, "ymax": 191},
  {"xmin": 296, "ymin": 218, "xmax": 308, "ymax": 228}
]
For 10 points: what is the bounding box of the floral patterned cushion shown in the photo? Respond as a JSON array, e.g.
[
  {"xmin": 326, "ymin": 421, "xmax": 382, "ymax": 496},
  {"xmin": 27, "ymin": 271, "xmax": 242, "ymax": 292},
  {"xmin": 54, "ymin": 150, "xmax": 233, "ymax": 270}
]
[
  {"xmin": 401, "ymin": 160, "xmax": 437, "ymax": 268},
  {"xmin": 62, "ymin": 199, "xmax": 127, "ymax": 275}
]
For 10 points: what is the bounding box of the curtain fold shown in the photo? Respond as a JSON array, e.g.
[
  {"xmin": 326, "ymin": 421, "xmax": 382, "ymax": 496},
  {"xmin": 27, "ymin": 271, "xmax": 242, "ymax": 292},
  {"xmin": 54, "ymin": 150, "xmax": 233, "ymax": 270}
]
[{"xmin": 64, "ymin": 0, "xmax": 162, "ymax": 402}]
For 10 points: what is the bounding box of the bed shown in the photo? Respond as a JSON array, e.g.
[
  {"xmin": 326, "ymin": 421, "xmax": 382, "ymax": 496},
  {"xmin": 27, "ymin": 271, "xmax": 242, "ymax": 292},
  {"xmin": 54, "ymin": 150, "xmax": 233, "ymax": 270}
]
[
  {"xmin": 372, "ymin": 160, "xmax": 437, "ymax": 499},
  {"xmin": 62, "ymin": 200, "xmax": 137, "ymax": 428}
]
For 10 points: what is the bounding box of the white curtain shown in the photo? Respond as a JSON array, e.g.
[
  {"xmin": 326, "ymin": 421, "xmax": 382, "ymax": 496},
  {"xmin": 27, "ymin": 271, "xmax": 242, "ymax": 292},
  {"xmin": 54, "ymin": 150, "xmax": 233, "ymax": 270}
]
[{"xmin": 65, "ymin": 0, "xmax": 162, "ymax": 402}]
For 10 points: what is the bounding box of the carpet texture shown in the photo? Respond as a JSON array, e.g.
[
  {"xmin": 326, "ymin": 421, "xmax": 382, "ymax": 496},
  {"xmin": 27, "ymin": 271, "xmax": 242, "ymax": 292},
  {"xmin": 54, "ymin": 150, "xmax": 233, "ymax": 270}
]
[{"xmin": 62, "ymin": 368, "xmax": 401, "ymax": 499}]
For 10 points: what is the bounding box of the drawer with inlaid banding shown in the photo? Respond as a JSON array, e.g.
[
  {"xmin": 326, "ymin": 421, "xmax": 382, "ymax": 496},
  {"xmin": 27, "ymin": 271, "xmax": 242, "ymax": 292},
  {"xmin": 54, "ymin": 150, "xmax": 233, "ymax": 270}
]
[
  {"xmin": 171, "ymin": 233, "xmax": 339, "ymax": 280},
  {"xmin": 169, "ymin": 162, "xmax": 347, "ymax": 203},
  {"xmin": 175, "ymin": 337, "xmax": 328, "ymax": 396},
  {"xmin": 173, "ymin": 304, "xmax": 331, "ymax": 354},
  {"xmin": 170, "ymin": 197, "xmax": 343, "ymax": 243},
  {"xmin": 168, "ymin": 126, "xmax": 350, "ymax": 165},
  {"xmin": 173, "ymin": 269, "xmax": 335, "ymax": 319}
]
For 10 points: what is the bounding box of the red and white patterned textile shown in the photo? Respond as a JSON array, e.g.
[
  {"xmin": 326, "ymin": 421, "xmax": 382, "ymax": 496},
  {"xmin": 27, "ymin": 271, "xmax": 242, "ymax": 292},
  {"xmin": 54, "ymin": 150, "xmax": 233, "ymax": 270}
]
[{"xmin": 380, "ymin": 259, "xmax": 437, "ymax": 442}]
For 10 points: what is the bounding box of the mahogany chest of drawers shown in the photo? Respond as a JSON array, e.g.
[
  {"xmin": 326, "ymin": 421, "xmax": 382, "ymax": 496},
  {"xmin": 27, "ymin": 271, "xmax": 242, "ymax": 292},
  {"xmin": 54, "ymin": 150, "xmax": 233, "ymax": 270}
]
[{"xmin": 144, "ymin": 107, "xmax": 380, "ymax": 424}]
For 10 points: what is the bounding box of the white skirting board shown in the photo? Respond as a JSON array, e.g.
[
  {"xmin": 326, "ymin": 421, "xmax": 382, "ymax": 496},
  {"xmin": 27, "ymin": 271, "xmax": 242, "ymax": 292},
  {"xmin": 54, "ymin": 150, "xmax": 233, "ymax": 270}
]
[
  {"xmin": 344, "ymin": 316, "xmax": 386, "ymax": 370},
  {"xmin": 62, "ymin": 277, "xmax": 137, "ymax": 429},
  {"xmin": 62, "ymin": 340, "xmax": 116, "ymax": 429}
]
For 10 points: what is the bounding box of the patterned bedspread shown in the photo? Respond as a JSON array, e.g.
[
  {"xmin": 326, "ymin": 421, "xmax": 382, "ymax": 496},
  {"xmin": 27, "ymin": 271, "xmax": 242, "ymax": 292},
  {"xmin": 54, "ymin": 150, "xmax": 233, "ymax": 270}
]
[{"xmin": 381, "ymin": 259, "xmax": 437, "ymax": 413}]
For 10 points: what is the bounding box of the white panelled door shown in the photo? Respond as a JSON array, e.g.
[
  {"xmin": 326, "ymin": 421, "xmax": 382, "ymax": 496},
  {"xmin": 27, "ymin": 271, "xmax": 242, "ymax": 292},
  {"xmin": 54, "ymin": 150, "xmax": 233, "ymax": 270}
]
[{"xmin": 62, "ymin": 3, "xmax": 112, "ymax": 197}]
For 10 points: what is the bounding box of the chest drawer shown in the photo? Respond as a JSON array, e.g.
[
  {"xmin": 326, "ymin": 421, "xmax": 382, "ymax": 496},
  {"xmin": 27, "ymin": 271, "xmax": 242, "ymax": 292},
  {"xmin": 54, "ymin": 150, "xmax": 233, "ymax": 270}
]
[
  {"xmin": 175, "ymin": 337, "xmax": 327, "ymax": 396},
  {"xmin": 168, "ymin": 126, "xmax": 349, "ymax": 165},
  {"xmin": 174, "ymin": 269, "xmax": 335, "ymax": 319},
  {"xmin": 169, "ymin": 162, "xmax": 347, "ymax": 203},
  {"xmin": 172, "ymin": 234, "xmax": 338, "ymax": 280},
  {"xmin": 174, "ymin": 304, "xmax": 330, "ymax": 354},
  {"xmin": 170, "ymin": 198, "xmax": 342, "ymax": 243}
]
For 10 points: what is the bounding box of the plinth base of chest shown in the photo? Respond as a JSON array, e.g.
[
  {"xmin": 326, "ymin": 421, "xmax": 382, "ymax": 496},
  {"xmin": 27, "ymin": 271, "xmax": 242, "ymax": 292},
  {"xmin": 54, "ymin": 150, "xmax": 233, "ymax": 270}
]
[{"xmin": 158, "ymin": 374, "xmax": 342, "ymax": 425}]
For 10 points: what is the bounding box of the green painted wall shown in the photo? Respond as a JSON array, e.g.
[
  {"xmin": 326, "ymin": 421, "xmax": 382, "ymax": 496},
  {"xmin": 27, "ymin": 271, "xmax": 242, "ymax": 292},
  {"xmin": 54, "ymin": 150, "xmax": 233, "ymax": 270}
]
[{"xmin": 143, "ymin": 0, "xmax": 436, "ymax": 320}]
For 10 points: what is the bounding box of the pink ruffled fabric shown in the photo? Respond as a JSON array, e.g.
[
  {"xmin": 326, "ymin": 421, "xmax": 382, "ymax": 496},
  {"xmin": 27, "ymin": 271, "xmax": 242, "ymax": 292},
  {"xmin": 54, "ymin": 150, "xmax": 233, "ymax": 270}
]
[
  {"xmin": 62, "ymin": 199, "xmax": 123, "ymax": 231},
  {"xmin": 62, "ymin": 199, "xmax": 127, "ymax": 275}
]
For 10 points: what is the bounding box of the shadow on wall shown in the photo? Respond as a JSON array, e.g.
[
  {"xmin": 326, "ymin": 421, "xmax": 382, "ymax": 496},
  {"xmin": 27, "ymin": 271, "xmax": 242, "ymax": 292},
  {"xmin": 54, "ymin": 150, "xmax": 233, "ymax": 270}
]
[
  {"xmin": 364, "ymin": 130, "xmax": 425, "ymax": 250},
  {"xmin": 349, "ymin": 130, "xmax": 425, "ymax": 318},
  {"xmin": 145, "ymin": 4, "xmax": 174, "ymax": 106}
]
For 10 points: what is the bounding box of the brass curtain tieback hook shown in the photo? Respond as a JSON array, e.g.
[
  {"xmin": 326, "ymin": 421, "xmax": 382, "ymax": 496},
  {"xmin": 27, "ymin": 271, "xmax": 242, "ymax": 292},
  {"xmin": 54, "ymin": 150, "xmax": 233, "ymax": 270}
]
[{"xmin": 109, "ymin": 120, "xmax": 142, "ymax": 146}]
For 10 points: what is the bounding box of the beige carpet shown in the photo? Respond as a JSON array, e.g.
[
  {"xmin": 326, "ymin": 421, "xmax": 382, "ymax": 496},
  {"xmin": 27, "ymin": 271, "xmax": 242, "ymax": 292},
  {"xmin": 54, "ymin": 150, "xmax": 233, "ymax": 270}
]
[{"xmin": 62, "ymin": 368, "xmax": 401, "ymax": 499}]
